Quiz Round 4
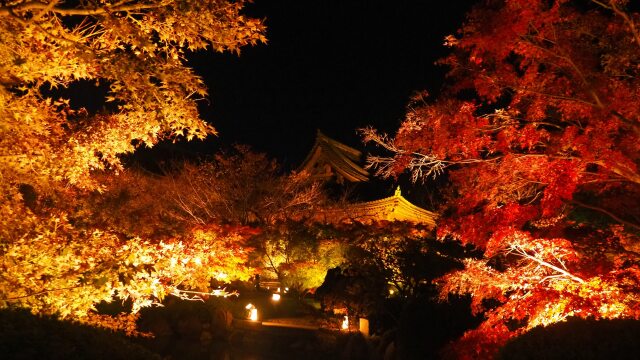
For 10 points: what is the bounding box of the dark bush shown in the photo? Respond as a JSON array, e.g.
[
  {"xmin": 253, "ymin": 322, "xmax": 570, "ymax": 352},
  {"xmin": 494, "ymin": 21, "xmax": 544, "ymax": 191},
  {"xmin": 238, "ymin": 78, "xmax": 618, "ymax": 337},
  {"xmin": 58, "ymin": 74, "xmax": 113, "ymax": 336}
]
[
  {"xmin": 0, "ymin": 308, "xmax": 159, "ymax": 360},
  {"xmin": 498, "ymin": 317, "xmax": 640, "ymax": 360}
]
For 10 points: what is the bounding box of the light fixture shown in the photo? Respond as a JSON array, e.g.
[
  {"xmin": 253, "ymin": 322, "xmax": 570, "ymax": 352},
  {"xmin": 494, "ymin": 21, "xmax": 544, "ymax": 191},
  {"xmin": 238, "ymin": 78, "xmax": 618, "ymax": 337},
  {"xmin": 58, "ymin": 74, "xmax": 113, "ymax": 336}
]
[{"xmin": 245, "ymin": 303, "xmax": 258, "ymax": 321}]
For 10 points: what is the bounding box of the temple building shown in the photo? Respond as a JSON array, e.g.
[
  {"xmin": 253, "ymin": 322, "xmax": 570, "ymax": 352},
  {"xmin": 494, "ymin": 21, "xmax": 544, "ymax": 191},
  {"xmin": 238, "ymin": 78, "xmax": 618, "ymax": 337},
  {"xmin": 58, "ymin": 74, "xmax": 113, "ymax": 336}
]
[
  {"xmin": 317, "ymin": 186, "xmax": 437, "ymax": 227},
  {"xmin": 299, "ymin": 130, "xmax": 437, "ymax": 228},
  {"xmin": 298, "ymin": 130, "xmax": 369, "ymax": 183}
]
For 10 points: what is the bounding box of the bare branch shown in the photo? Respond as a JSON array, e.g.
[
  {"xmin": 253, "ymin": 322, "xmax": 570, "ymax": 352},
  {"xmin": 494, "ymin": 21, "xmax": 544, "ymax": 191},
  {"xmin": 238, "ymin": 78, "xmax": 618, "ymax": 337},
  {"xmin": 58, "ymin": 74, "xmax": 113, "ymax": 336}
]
[
  {"xmin": 171, "ymin": 288, "xmax": 239, "ymax": 301},
  {"xmin": 508, "ymin": 244, "xmax": 585, "ymax": 283},
  {"xmin": 360, "ymin": 126, "xmax": 403, "ymax": 154}
]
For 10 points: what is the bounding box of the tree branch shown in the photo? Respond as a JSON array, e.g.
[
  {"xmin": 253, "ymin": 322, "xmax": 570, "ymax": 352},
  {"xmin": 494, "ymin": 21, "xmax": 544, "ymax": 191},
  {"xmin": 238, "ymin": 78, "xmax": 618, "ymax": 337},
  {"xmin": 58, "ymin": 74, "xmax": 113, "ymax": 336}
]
[
  {"xmin": 519, "ymin": 33, "xmax": 605, "ymax": 109},
  {"xmin": 592, "ymin": 0, "xmax": 640, "ymax": 50},
  {"xmin": 509, "ymin": 244, "xmax": 585, "ymax": 283},
  {"xmin": 171, "ymin": 288, "xmax": 238, "ymax": 300},
  {"xmin": 2, "ymin": 284, "xmax": 85, "ymax": 301},
  {"xmin": 572, "ymin": 199, "xmax": 640, "ymax": 231},
  {"xmin": 611, "ymin": 110, "xmax": 640, "ymax": 136},
  {"xmin": 0, "ymin": 1, "xmax": 173, "ymax": 17},
  {"xmin": 593, "ymin": 160, "xmax": 640, "ymax": 185}
]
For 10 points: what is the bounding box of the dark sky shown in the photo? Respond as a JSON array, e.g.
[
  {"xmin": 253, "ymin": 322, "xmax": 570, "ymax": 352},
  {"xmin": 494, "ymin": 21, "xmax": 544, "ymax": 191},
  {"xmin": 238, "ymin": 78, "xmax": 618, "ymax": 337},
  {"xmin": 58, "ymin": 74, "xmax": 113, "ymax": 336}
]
[{"xmin": 182, "ymin": 0, "xmax": 476, "ymax": 168}]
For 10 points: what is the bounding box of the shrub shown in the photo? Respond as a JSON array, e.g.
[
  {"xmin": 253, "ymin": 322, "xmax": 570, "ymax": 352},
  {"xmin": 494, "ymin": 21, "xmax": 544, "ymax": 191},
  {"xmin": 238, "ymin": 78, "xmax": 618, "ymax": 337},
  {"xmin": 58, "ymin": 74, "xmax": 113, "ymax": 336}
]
[{"xmin": 0, "ymin": 309, "xmax": 159, "ymax": 360}]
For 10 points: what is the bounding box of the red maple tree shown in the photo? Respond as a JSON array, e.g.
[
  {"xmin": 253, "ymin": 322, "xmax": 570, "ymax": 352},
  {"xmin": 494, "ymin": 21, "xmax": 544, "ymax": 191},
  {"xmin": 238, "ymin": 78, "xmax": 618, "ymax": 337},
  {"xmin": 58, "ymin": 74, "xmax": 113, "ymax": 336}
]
[{"xmin": 364, "ymin": 0, "xmax": 640, "ymax": 358}]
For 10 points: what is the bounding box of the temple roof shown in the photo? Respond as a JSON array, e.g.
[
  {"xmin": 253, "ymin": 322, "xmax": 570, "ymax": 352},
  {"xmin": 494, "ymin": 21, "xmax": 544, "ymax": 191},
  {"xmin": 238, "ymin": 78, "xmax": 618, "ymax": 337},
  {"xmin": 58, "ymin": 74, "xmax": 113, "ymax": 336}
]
[
  {"xmin": 316, "ymin": 187, "xmax": 438, "ymax": 228},
  {"xmin": 297, "ymin": 132, "xmax": 437, "ymax": 227},
  {"xmin": 298, "ymin": 130, "xmax": 369, "ymax": 183}
]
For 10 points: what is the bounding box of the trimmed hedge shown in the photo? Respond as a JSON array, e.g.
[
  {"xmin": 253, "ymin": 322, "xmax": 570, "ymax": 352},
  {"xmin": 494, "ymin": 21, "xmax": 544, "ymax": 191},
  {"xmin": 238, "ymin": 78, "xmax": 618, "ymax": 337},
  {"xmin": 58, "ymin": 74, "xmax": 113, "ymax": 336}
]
[{"xmin": 0, "ymin": 309, "xmax": 159, "ymax": 360}]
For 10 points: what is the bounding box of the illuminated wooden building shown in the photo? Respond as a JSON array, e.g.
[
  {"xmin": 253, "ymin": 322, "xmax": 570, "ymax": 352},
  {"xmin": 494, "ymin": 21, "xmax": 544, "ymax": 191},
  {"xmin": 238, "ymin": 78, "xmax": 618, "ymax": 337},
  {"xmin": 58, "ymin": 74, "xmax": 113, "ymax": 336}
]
[
  {"xmin": 318, "ymin": 186, "xmax": 437, "ymax": 227},
  {"xmin": 300, "ymin": 131, "xmax": 437, "ymax": 228}
]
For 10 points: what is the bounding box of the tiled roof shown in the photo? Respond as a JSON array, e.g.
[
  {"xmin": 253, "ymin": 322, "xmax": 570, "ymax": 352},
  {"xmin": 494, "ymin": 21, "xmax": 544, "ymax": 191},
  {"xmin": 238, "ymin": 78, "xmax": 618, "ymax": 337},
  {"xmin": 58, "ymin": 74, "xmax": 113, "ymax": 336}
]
[
  {"xmin": 316, "ymin": 187, "xmax": 438, "ymax": 227},
  {"xmin": 298, "ymin": 130, "xmax": 369, "ymax": 183}
]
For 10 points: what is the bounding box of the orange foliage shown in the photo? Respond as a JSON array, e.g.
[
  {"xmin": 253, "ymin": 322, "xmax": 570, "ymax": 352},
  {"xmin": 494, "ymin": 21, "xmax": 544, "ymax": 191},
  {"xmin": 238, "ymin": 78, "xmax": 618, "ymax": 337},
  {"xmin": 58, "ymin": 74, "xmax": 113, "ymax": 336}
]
[
  {"xmin": 0, "ymin": 0, "xmax": 264, "ymax": 327},
  {"xmin": 1, "ymin": 1, "xmax": 265, "ymax": 191},
  {"xmin": 1, "ymin": 199, "xmax": 253, "ymax": 318}
]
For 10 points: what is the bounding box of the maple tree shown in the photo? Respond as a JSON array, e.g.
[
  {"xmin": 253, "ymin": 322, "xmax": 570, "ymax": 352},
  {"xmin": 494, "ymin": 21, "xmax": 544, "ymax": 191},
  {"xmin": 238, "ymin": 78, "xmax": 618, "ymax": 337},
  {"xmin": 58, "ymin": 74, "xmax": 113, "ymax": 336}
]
[
  {"xmin": 2, "ymin": 165, "xmax": 255, "ymax": 328},
  {"xmin": 349, "ymin": 222, "xmax": 444, "ymax": 299},
  {"xmin": 1, "ymin": 217, "xmax": 252, "ymax": 315},
  {"xmin": 80, "ymin": 169, "xmax": 185, "ymax": 240},
  {"xmin": 252, "ymin": 221, "xmax": 347, "ymax": 292},
  {"xmin": 0, "ymin": 0, "xmax": 264, "ymax": 327},
  {"xmin": 364, "ymin": 0, "xmax": 640, "ymax": 358},
  {"xmin": 162, "ymin": 146, "xmax": 326, "ymax": 226},
  {"xmin": 151, "ymin": 146, "xmax": 338, "ymax": 290},
  {"xmin": 94, "ymin": 148, "xmax": 339, "ymax": 293},
  {"xmin": 1, "ymin": 0, "xmax": 265, "ymax": 192}
]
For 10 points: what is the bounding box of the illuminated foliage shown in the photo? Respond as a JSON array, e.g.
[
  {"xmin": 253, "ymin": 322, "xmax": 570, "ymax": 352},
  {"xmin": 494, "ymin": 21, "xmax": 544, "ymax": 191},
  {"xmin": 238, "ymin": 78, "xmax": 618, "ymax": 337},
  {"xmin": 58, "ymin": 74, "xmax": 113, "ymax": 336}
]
[
  {"xmin": 162, "ymin": 146, "xmax": 326, "ymax": 226},
  {"xmin": 365, "ymin": 0, "xmax": 640, "ymax": 358},
  {"xmin": 256, "ymin": 223, "xmax": 349, "ymax": 292},
  {"xmin": 0, "ymin": 0, "xmax": 264, "ymax": 327},
  {"xmin": 81, "ymin": 170, "xmax": 185, "ymax": 240},
  {"xmin": 274, "ymin": 239, "xmax": 342, "ymax": 292},
  {"xmin": 352, "ymin": 222, "xmax": 446, "ymax": 298},
  {"xmin": 152, "ymin": 147, "xmax": 339, "ymax": 291},
  {"xmin": 1, "ymin": 0, "xmax": 265, "ymax": 191},
  {"xmin": 315, "ymin": 221, "xmax": 459, "ymax": 318},
  {"xmin": 0, "ymin": 164, "xmax": 256, "ymax": 324},
  {"xmin": 1, "ymin": 202, "xmax": 252, "ymax": 319}
]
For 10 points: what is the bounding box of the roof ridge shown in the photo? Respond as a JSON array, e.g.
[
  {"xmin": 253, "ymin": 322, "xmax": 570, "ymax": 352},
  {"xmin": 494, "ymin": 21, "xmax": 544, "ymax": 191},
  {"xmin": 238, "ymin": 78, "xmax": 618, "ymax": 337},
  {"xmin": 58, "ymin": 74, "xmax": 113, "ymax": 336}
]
[
  {"xmin": 297, "ymin": 130, "xmax": 369, "ymax": 182},
  {"xmin": 317, "ymin": 130, "xmax": 362, "ymax": 160}
]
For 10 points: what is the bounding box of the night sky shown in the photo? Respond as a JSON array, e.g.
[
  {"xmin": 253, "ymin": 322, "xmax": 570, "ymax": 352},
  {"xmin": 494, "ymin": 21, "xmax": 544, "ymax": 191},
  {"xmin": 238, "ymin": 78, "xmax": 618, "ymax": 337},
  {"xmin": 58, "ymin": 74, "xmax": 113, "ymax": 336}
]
[{"xmin": 180, "ymin": 0, "xmax": 477, "ymax": 168}]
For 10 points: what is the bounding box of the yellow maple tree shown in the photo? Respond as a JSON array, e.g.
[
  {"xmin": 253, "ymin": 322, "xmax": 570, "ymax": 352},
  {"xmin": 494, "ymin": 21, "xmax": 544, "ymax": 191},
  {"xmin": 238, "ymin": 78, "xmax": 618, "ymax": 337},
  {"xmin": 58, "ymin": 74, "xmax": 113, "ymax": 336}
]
[
  {"xmin": 0, "ymin": 0, "xmax": 264, "ymax": 326},
  {"xmin": 1, "ymin": 0, "xmax": 265, "ymax": 191}
]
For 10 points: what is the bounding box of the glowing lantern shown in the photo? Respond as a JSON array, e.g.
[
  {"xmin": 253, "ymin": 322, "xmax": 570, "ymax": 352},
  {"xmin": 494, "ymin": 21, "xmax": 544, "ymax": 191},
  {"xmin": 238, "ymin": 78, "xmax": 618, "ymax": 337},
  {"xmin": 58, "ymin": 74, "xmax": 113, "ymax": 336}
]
[
  {"xmin": 341, "ymin": 315, "xmax": 349, "ymax": 331},
  {"xmin": 245, "ymin": 303, "xmax": 259, "ymax": 321},
  {"xmin": 249, "ymin": 308, "xmax": 258, "ymax": 321},
  {"xmin": 244, "ymin": 303, "xmax": 258, "ymax": 321},
  {"xmin": 272, "ymin": 293, "xmax": 281, "ymax": 301},
  {"xmin": 359, "ymin": 318, "xmax": 369, "ymax": 336}
]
